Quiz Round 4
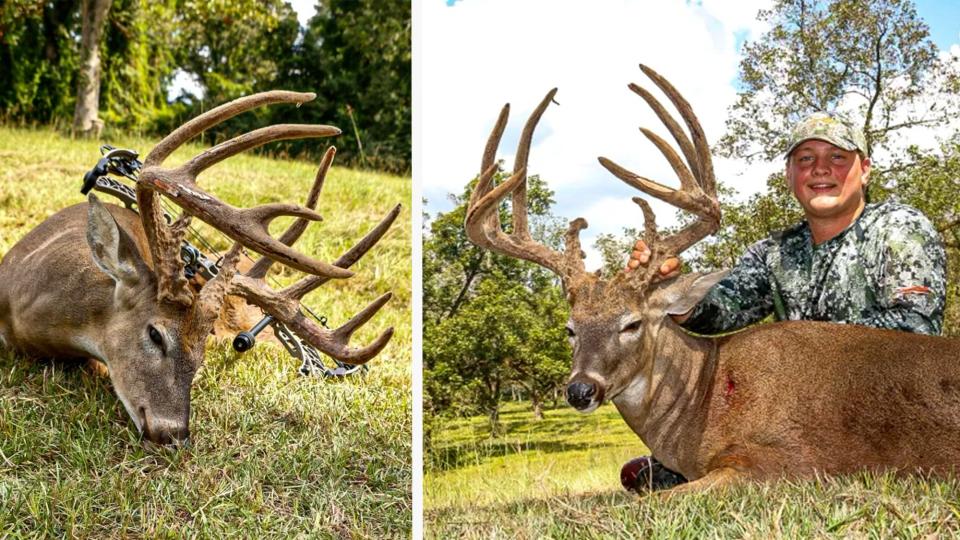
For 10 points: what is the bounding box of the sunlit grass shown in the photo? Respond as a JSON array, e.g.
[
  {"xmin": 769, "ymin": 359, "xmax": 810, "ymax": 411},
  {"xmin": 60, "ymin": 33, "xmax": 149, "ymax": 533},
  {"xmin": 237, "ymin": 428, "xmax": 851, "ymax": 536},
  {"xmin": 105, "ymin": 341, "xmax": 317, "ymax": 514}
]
[
  {"xmin": 427, "ymin": 401, "xmax": 960, "ymax": 538},
  {"xmin": 426, "ymin": 401, "xmax": 645, "ymax": 509},
  {"xmin": 0, "ymin": 126, "xmax": 411, "ymax": 537}
]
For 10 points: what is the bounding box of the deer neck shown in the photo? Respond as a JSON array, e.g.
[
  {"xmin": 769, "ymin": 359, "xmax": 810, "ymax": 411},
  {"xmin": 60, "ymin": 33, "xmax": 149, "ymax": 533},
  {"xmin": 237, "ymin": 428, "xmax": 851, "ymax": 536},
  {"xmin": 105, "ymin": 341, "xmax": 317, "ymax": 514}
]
[{"xmin": 613, "ymin": 282, "xmax": 718, "ymax": 477}]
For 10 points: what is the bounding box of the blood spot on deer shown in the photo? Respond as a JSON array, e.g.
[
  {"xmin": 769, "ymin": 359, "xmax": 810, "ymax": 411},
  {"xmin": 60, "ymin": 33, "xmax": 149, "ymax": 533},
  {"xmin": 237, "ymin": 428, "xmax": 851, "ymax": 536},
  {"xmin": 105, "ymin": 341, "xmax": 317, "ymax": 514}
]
[{"xmin": 724, "ymin": 375, "xmax": 736, "ymax": 400}]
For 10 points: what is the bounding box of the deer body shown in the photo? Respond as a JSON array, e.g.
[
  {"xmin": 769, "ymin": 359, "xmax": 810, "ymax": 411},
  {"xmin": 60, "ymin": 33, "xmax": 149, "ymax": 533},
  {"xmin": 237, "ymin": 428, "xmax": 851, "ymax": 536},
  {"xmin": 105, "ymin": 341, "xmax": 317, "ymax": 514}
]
[
  {"xmin": 0, "ymin": 202, "xmax": 197, "ymax": 443},
  {"xmin": 614, "ymin": 276, "xmax": 960, "ymax": 485},
  {"xmin": 0, "ymin": 91, "xmax": 398, "ymax": 446},
  {"xmin": 465, "ymin": 65, "xmax": 957, "ymax": 492},
  {"xmin": 0, "ymin": 204, "xmax": 145, "ymax": 357}
]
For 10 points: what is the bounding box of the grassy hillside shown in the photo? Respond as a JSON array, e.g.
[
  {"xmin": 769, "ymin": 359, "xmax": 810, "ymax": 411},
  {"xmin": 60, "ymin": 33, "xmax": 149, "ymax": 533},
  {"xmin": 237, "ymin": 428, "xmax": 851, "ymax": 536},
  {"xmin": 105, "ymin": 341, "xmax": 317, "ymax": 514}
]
[
  {"xmin": 0, "ymin": 126, "xmax": 411, "ymax": 537},
  {"xmin": 427, "ymin": 401, "xmax": 960, "ymax": 538}
]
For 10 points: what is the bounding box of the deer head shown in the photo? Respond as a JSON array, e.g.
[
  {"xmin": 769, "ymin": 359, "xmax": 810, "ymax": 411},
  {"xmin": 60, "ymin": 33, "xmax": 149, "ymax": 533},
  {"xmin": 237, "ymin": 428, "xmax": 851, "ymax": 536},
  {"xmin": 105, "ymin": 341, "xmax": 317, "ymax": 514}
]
[
  {"xmin": 88, "ymin": 92, "xmax": 398, "ymax": 445},
  {"xmin": 465, "ymin": 66, "xmax": 720, "ymax": 413}
]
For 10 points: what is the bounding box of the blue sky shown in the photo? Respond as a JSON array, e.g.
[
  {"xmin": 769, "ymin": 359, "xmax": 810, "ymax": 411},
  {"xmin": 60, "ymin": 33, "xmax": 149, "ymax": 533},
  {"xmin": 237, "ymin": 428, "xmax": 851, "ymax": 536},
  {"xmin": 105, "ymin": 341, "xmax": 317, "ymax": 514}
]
[
  {"xmin": 419, "ymin": 0, "xmax": 960, "ymax": 269},
  {"xmin": 916, "ymin": 0, "xmax": 960, "ymax": 50}
]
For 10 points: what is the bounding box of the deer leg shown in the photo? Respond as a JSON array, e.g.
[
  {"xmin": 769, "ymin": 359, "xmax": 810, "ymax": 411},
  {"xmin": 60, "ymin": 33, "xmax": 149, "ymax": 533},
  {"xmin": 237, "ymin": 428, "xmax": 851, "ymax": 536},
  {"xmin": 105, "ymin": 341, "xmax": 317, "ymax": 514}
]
[{"xmin": 654, "ymin": 467, "xmax": 747, "ymax": 498}]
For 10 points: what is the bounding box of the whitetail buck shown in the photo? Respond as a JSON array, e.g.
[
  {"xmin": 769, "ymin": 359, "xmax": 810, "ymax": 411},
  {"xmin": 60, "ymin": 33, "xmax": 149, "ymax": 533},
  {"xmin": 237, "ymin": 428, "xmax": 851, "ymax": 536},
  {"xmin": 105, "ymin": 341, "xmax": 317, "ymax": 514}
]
[
  {"xmin": 465, "ymin": 65, "xmax": 960, "ymax": 493},
  {"xmin": 0, "ymin": 91, "xmax": 398, "ymax": 446}
]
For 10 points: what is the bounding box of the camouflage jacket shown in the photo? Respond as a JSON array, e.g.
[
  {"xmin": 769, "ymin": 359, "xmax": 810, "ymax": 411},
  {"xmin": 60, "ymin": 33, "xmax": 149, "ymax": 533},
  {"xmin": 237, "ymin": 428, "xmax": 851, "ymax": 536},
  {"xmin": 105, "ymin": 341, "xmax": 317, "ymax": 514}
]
[{"xmin": 681, "ymin": 201, "xmax": 947, "ymax": 336}]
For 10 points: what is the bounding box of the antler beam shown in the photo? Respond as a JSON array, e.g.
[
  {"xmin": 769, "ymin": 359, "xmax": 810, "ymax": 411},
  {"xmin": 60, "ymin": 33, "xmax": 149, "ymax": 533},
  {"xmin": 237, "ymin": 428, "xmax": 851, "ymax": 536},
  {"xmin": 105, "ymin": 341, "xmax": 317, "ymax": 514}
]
[
  {"xmin": 136, "ymin": 91, "xmax": 398, "ymax": 365},
  {"xmin": 465, "ymin": 89, "xmax": 587, "ymax": 286}
]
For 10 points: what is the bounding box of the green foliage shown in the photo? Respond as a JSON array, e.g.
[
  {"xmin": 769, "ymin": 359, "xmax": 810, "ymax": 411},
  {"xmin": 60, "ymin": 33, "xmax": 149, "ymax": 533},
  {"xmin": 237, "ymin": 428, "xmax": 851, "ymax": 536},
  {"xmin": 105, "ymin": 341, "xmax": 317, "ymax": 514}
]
[
  {"xmin": 275, "ymin": 0, "xmax": 412, "ymax": 173},
  {"xmin": 720, "ymin": 0, "xmax": 952, "ymax": 161},
  {"xmin": 100, "ymin": 0, "xmax": 184, "ymax": 134},
  {"xmin": 172, "ymin": 0, "xmax": 298, "ymax": 104},
  {"xmin": 593, "ymin": 228, "xmax": 639, "ymax": 277},
  {"xmin": 424, "ymin": 173, "xmax": 570, "ymax": 437},
  {"xmin": 0, "ymin": 0, "xmax": 80, "ymax": 123},
  {"xmin": 0, "ymin": 0, "xmax": 411, "ymax": 173}
]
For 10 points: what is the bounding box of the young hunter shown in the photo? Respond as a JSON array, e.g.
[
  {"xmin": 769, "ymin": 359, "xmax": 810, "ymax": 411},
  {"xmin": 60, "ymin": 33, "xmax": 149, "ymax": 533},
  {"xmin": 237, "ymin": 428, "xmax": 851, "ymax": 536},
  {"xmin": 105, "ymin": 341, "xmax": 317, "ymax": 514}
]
[{"xmin": 620, "ymin": 112, "xmax": 948, "ymax": 492}]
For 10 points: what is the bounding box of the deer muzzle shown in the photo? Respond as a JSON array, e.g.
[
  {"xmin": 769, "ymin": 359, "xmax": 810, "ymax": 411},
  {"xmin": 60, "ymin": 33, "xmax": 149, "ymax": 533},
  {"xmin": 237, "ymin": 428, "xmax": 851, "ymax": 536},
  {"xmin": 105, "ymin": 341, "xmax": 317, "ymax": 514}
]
[
  {"xmin": 140, "ymin": 408, "xmax": 190, "ymax": 447},
  {"xmin": 566, "ymin": 380, "xmax": 604, "ymax": 412}
]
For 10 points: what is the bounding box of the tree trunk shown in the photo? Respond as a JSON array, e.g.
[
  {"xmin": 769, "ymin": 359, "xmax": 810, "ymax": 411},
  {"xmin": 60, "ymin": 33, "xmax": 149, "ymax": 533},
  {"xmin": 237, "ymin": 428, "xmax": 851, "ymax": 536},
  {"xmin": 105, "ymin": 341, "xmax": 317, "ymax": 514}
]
[
  {"xmin": 531, "ymin": 394, "xmax": 544, "ymax": 421},
  {"xmin": 73, "ymin": 0, "xmax": 111, "ymax": 136},
  {"xmin": 485, "ymin": 377, "xmax": 502, "ymax": 436},
  {"xmin": 488, "ymin": 406, "xmax": 501, "ymax": 436},
  {"xmin": 531, "ymin": 394, "xmax": 543, "ymax": 420}
]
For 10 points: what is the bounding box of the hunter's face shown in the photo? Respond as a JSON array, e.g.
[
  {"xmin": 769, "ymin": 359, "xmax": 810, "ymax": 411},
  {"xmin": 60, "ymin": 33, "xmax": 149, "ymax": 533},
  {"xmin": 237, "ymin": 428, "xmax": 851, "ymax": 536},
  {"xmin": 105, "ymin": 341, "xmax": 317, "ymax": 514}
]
[{"xmin": 786, "ymin": 139, "xmax": 870, "ymax": 222}]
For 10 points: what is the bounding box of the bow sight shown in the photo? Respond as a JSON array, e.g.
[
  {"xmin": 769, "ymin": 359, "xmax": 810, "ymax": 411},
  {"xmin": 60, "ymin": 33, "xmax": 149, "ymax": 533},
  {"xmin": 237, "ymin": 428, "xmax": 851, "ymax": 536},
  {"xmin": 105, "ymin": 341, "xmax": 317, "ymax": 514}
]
[{"xmin": 82, "ymin": 144, "xmax": 367, "ymax": 378}]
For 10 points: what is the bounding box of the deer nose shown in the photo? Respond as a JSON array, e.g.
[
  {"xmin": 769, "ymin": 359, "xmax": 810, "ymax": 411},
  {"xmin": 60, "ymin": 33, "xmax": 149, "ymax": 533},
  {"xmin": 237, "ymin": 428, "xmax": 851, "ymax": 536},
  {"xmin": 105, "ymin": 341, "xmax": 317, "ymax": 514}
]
[
  {"xmin": 143, "ymin": 418, "xmax": 191, "ymax": 448},
  {"xmin": 146, "ymin": 427, "xmax": 191, "ymax": 448},
  {"xmin": 566, "ymin": 381, "xmax": 597, "ymax": 410}
]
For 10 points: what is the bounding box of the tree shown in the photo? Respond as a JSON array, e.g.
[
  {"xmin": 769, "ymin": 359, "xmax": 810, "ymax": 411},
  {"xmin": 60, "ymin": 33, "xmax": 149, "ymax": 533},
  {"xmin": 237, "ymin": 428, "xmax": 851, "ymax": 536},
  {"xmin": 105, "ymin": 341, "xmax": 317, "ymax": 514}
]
[
  {"xmin": 170, "ymin": 0, "xmax": 298, "ymax": 105},
  {"xmin": 424, "ymin": 172, "xmax": 570, "ymax": 435},
  {"xmin": 280, "ymin": 0, "xmax": 411, "ymax": 172},
  {"xmin": 720, "ymin": 0, "xmax": 954, "ymax": 162},
  {"xmin": 73, "ymin": 0, "xmax": 112, "ymax": 135},
  {"xmin": 99, "ymin": 0, "xmax": 184, "ymax": 135},
  {"xmin": 0, "ymin": 0, "xmax": 80, "ymax": 123}
]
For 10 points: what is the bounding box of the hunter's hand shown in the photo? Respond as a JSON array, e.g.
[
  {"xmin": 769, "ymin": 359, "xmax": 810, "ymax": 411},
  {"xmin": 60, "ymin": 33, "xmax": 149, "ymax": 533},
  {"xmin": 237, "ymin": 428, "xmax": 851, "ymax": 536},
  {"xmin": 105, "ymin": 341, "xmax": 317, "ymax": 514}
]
[{"xmin": 626, "ymin": 239, "xmax": 682, "ymax": 279}]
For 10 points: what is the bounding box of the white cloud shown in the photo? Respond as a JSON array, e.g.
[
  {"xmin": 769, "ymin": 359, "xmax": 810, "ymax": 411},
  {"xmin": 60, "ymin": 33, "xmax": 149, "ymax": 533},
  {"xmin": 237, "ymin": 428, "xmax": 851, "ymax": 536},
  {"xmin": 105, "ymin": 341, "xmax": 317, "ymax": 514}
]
[{"xmin": 420, "ymin": 0, "xmax": 774, "ymax": 264}]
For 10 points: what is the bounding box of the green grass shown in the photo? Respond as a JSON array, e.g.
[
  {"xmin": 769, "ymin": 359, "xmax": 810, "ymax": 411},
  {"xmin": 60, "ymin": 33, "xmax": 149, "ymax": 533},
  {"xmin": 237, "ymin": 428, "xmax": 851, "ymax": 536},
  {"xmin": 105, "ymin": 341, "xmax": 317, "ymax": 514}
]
[
  {"xmin": 427, "ymin": 401, "xmax": 960, "ymax": 539},
  {"xmin": 427, "ymin": 401, "xmax": 644, "ymax": 510},
  {"xmin": 0, "ymin": 126, "xmax": 411, "ymax": 537}
]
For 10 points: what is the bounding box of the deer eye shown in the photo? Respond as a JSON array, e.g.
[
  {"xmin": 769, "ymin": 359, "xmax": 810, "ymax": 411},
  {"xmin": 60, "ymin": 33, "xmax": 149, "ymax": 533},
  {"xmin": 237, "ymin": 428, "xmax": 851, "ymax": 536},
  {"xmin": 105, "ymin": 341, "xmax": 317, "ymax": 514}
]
[
  {"xmin": 621, "ymin": 319, "xmax": 643, "ymax": 333},
  {"xmin": 148, "ymin": 325, "xmax": 166, "ymax": 352},
  {"xmin": 565, "ymin": 326, "xmax": 575, "ymax": 338}
]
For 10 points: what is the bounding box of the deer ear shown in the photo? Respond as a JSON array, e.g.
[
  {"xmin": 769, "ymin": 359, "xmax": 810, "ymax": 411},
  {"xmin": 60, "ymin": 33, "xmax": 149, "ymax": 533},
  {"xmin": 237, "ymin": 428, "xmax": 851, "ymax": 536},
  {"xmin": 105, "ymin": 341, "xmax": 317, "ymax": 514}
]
[
  {"xmin": 665, "ymin": 270, "xmax": 730, "ymax": 316},
  {"xmin": 86, "ymin": 194, "xmax": 143, "ymax": 285}
]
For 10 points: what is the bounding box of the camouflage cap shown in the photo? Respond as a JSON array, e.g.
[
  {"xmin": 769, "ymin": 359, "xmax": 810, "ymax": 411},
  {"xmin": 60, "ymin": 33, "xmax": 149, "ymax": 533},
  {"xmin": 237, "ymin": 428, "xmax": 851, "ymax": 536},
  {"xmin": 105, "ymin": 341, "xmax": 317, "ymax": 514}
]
[{"xmin": 784, "ymin": 112, "xmax": 868, "ymax": 158}]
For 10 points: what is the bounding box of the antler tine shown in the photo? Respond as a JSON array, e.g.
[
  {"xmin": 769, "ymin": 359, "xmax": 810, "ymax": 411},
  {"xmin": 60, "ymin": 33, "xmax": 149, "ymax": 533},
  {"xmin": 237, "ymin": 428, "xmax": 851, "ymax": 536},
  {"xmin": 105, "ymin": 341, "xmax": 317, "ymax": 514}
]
[
  {"xmin": 136, "ymin": 190, "xmax": 194, "ymax": 306},
  {"xmin": 638, "ymin": 128, "xmax": 699, "ymax": 193},
  {"xmin": 626, "ymin": 196, "xmax": 665, "ymax": 285},
  {"xmin": 145, "ymin": 90, "xmax": 316, "ymax": 167},
  {"xmin": 470, "ymin": 104, "xmax": 510, "ymax": 236},
  {"xmin": 638, "ymin": 64, "xmax": 716, "ymax": 197},
  {"xmin": 512, "ymin": 88, "xmax": 556, "ymax": 241},
  {"xmin": 628, "ymin": 83, "xmax": 702, "ymax": 185},
  {"xmin": 597, "ymin": 156, "xmax": 714, "ymax": 218},
  {"xmin": 465, "ymin": 89, "xmax": 586, "ymax": 284},
  {"xmin": 480, "ymin": 104, "xmax": 509, "ymax": 186},
  {"xmin": 282, "ymin": 203, "xmax": 402, "ymax": 300},
  {"xmin": 599, "ymin": 67, "xmax": 720, "ymax": 264},
  {"xmin": 229, "ymin": 274, "xmax": 394, "ymax": 363},
  {"xmin": 246, "ymin": 146, "xmax": 336, "ymax": 280},
  {"xmin": 632, "ymin": 196, "xmax": 659, "ymax": 247},
  {"xmin": 184, "ymin": 124, "xmax": 340, "ymax": 177},
  {"xmin": 185, "ymin": 244, "xmax": 244, "ymax": 345}
]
